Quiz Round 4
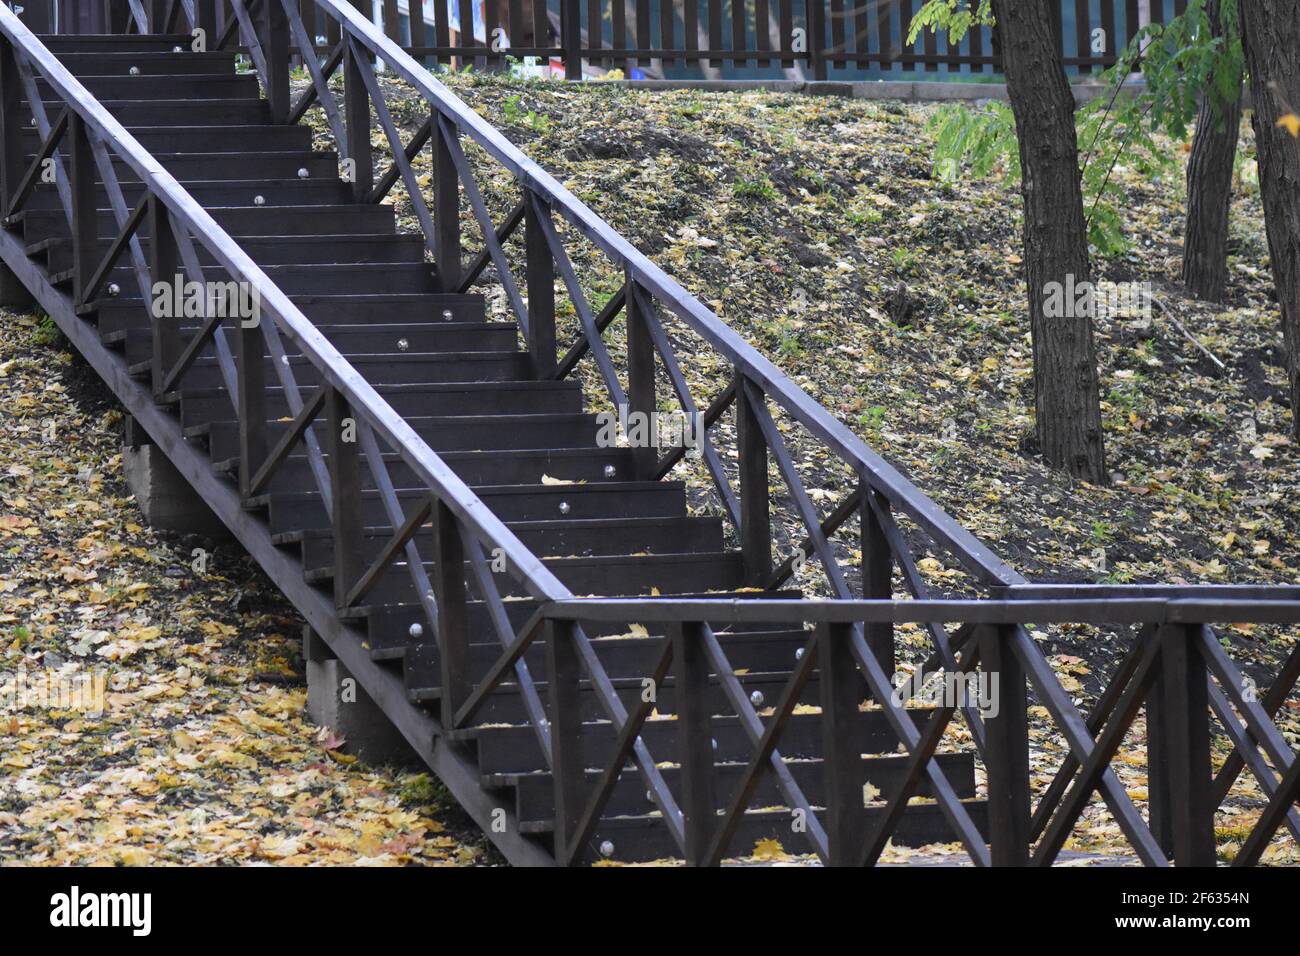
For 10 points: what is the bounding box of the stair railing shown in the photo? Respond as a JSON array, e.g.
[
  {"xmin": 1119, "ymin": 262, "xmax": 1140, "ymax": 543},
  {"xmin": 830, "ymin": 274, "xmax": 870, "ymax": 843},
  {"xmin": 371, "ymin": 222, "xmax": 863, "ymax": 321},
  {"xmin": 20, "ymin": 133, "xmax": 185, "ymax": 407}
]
[
  {"xmin": 537, "ymin": 589, "xmax": 1300, "ymax": 865},
  {"xmin": 0, "ymin": 4, "xmax": 578, "ymax": 758}
]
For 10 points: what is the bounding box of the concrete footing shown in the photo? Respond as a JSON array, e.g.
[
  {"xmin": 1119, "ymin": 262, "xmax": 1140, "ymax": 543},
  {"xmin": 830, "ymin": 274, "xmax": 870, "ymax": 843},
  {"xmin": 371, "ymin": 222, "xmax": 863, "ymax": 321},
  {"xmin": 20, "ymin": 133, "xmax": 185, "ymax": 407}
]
[
  {"xmin": 122, "ymin": 443, "xmax": 231, "ymax": 537},
  {"xmin": 304, "ymin": 627, "xmax": 421, "ymax": 768}
]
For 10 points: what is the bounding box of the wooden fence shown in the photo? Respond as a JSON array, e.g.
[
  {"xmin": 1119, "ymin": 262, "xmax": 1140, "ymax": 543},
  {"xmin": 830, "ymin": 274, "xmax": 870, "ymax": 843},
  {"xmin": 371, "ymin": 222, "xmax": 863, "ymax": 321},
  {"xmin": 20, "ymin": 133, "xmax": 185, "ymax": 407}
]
[{"xmin": 31, "ymin": 0, "xmax": 1192, "ymax": 79}]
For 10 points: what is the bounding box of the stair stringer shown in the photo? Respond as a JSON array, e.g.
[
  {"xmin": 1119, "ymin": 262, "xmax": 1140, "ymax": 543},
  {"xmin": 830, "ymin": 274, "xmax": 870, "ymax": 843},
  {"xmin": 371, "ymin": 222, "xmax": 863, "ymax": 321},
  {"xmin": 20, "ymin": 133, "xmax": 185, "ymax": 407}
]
[{"xmin": 0, "ymin": 224, "xmax": 557, "ymax": 867}]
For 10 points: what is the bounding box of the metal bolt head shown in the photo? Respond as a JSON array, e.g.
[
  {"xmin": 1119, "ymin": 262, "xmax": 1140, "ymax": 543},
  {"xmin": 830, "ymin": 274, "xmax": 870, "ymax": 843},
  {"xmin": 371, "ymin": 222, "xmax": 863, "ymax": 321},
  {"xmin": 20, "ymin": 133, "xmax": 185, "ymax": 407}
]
[
  {"xmin": 603, "ymin": 464, "xmax": 616, "ymax": 478},
  {"xmin": 253, "ymin": 194, "xmax": 266, "ymax": 206},
  {"xmin": 129, "ymin": 66, "xmax": 140, "ymax": 76},
  {"xmin": 750, "ymin": 690, "xmax": 765, "ymax": 707},
  {"xmin": 316, "ymin": 35, "xmax": 327, "ymax": 46},
  {"xmin": 711, "ymin": 738, "xmax": 719, "ymax": 750},
  {"xmin": 397, "ymin": 338, "xmax": 409, "ymax": 351},
  {"xmin": 441, "ymin": 309, "xmax": 454, "ymax": 321},
  {"xmin": 106, "ymin": 282, "xmax": 120, "ymax": 297},
  {"xmin": 795, "ymin": 647, "xmax": 805, "ymax": 660},
  {"xmin": 598, "ymin": 840, "xmax": 615, "ymax": 858},
  {"xmin": 173, "ymin": 45, "xmax": 184, "ymax": 53},
  {"xmin": 558, "ymin": 501, "xmax": 571, "ymax": 516},
  {"xmin": 297, "ymin": 167, "xmax": 309, "ymax": 179},
  {"xmin": 408, "ymin": 622, "xmax": 423, "ymax": 639}
]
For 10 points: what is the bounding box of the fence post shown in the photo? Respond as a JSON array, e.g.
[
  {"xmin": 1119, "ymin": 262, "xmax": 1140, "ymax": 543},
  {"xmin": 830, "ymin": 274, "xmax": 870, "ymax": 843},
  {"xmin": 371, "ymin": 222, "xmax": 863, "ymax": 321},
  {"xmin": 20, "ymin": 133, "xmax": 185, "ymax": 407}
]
[
  {"xmin": 563, "ymin": 0, "xmax": 582, "ymax": 79},
  {"xmin": 626, "ymin": 276, "xmax": 657, "ymax": 480},
  {"xmin": 524, "ymin": 193, "xmax": 556, "ymax": 377},
  {"xmin": 673, "ymin": 620, "xmax": 716, "ymax": 865},
  {"xmin": 807, "ymin": 0, "xmax": 827, "ymax": 81},
  {"xmin": 736, "ymin": 374, "xmax": 771, "ymax": 585},
  {"xmin": 148, "ymin": 0, "xmax": 169, "ymax": 33},
  {"xmin": 326, "ymin": 386, "xmax": 362, "ymax": 606},
  {"xmin": 237, "ymin": 318, "xmax": 266, "ymax": 499},
  {"xmin": 433, "ymin": 117, "xmax": 461, "ymax": 290},
  {"xmin": 145, "ymin": 195, "xmax": 180, "ymax": 397},
  {"xmin": 343, "ymin": 39, "xmax": 374, "ymax": 201},
  {"xmin": 1145, "ymin": 643, "xmax": 1176, "ymax": 858},
  {"xmin": 547, "ymin": 617, "xmax": 585, "ymax": 864},
  {"xmin": 194, "ymin": 0, "xmax": 218, "ymax": 43},
  {"xmin": 820, "ymin": 620, "xmax": 868, "ymax": 865},
  {"xmin": 860, "ymin": 481, "xmax": 895, "ymax": 677},
  {"xmin": 981, "ymin": 623, "xmax": 1030, "ymax": 865},
  {"xmin": 257, "ymin": 0, "xmax": 291, "ymax": 123},
  {"xmin": 68, "ymin": 114, "xmax": 99, "ymax": 308},
  {"xmin": 0, "ymin": 41, "xmax": 25, "ymax": 215},
  {"xmin": 1158, "ymin": 623, "xmax": 1216, "ymax": 866},
  {"xmin": 433, "ymin": 500, "xmax": 470, "ymax": 728}
]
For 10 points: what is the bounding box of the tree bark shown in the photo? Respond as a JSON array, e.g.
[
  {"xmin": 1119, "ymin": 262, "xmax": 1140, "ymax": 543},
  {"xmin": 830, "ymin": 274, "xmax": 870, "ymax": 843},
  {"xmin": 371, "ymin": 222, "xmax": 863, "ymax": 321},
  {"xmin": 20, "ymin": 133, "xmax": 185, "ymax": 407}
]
[
  {"xmin": 1181, "ymin": 0, "xmax": 1243, "ymax": 302},
  {"xmin": 990, "ymin": 0, "xmax": 1107, "ymax": 483},
  {"xmin": 1239, "ymin": 0, "xmax": 1300, "ymax": 438}
]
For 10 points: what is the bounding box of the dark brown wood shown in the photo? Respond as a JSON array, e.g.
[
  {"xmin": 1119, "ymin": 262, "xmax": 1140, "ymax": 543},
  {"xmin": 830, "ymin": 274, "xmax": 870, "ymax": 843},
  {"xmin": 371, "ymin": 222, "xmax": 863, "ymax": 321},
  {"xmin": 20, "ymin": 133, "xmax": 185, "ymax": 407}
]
[
  {"xmin": 342, "ymin": 38, "xmax": 373, "ymax": 201},
  {"xmin": 433, "ymin": 498, "xmax": 470, "ymax": 727},
  {"xmin": 981, "ymin": 623, "xmax": 1029, "ymax": 865},
  {"xmin": 547, "ymin": 618, "xmax": 585, "ymax": 864},
  {"xmin": 736, "ymin": 373, "xmax": 771, "ymax": 585},
  {"xmin": 626, "ymin": 278, "xmax": 657, "ymax": 480},
  {"xmin": 258, "ymin": 0, "xmax": 290, "ymax": 122},
  {"xmin": 525, "ymin": 193, "xmax": 556, "ymax": 376},
  {"xmin": 819, "ymin": 621, "xmax": 868, "ymax": 865},
  {"xmin": 1145, "ymin": 647, "xmax": 1175, "ymax": 858},
  {"xmin": 433, "ymin": 116, "xmax": 462, "ymax": 290},
  {"xmin": 145, "ymin": 194, "xmax": 180, "ymax": 397},
  {"xmin": 326, "ymin": 386, "xmax": 362, "ymax": 606},
  {"xmin": 860, "ymin": 483, "xmax": 895, "ymax": 675},
  {"xmin": 1158, "ymin": 624, "xmax": 1215, "ymax": 867},
  {"xmin": 672, "ymin": 620, "xmax": 716, "ymax": 865}
]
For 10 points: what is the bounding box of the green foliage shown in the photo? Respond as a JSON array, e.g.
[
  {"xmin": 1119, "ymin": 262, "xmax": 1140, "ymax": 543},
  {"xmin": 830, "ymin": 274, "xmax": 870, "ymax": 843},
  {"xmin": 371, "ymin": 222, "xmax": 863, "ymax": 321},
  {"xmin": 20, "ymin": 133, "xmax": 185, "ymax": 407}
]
[
  {"xmin": 907, "ymin": 0, "xmax": 994, "ymax": 46},
  {"xmin": 922, "ymin": 0, "xmax": 1243, "ymax": 256},
  {"xmin": 732, "ymin": 175, "xmax": 777, "ymax": 201}
]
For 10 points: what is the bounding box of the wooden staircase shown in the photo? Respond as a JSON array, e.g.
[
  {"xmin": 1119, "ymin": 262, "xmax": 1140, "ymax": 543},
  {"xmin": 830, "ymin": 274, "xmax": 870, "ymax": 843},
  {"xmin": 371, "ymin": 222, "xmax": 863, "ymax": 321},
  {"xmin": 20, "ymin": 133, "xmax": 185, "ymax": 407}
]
[{"xmin": 0, "ymin": 19, "xmax": 995, "ymax": 865}]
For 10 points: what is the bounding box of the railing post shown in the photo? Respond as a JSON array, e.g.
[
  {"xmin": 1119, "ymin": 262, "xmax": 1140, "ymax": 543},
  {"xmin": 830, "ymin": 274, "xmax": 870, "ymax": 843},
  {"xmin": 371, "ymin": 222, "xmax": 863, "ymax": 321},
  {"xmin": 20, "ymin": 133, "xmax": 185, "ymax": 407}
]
[
  {"xmin": 860, "ymin": 481, "xmax": 895, "ymax": 678},
  {"xmin": 68, "ymin": 114, "xmax": 99, "ymax": 307},
  {"xmin": 626, "ymin": 276, "xmax": 657, "ymax": 480},
  {"xmin": 981, "ymin": 623, "xmax": 1030, "ymax": 865},
  {"xmin": 562, "ymin": 0, "xmax": 582, "ymax": 80},
  {"xmin": 0, "ymin": 41, "xmax": 24, "ymax": 216},
  {"xmin": 194, "ymin": 0, "xmax": 218, "ymax": 42},
  {"xmin": 736, "ymin": 373, "xmax": 771, "ymax": 585},
  {"xmin": 146, "ymin": 195, "xmax": 181, "ymax": 397},
  {"xmin": 819, "ymin": 620, "xmax": 868, "ymax": 865},
  {"xmin": 547, "ymin": 617, "xmax": 585, "ymax": 864},
  {"xmin": 807, "ymin": 0, "xmax": 828, "ymax": 81},
  {"xmin": 1158, "ymin": 623, "xmax": 1216, "ymax": 866},
  {"xmin": 1145, "ymin": 651, "xmax": 1176, "ymax": 859},
  {"xmin": 326, "ymin": 386, "xmax": 362, "ymax": 606},
  {"xmin": 672, "ymin": 620, "xmax": 716, "ymax": 865},
  {"xmin": 433, "ymin": 116, "xmax": 461, "ymax": 289},
  {"xmin": 433, "ymin": 500, "xmax": 470, "ymax": 728},
  {"xmin": 237, "ymin": 318, "xmax": 266, "ymax": 498},
  {"xmin": 257, "ymin": 0, "xmax": 291, "ymax": 123},
  {"xmin": 524, "ymin": 193, "xmax": 556, "ymax": 377},
  {"xmin": 148, "ymin": 0, "xmax": 170, "ymax": 33},
  {"xmin": 343, "ymin": 39, "xmax": 374, "ymax": 201}
]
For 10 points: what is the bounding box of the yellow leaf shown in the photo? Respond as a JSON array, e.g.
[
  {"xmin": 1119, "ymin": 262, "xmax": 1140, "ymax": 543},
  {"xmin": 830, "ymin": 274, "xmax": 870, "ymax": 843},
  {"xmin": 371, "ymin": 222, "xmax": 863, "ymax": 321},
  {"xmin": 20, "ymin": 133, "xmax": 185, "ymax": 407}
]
[
  {"xmin": 752, "ymin": 837, "xmax": 790, "ymax": 861},
  {"xmin": 1277, "ymin": 113, "xmax": 1300, "ymax": 138}
]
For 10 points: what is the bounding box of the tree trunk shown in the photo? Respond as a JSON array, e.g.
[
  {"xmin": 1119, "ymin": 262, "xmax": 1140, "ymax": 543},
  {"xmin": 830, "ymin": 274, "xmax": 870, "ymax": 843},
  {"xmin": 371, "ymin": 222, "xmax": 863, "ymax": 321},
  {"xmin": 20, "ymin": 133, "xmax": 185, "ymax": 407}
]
[
  {"xmin": 990, "ymin": 0, "xmax": 1107, "ymax": 483},
  {"xmin": 1239, "ymin": 0, "xmax": 1300, "ymax": 438},
  {"xmin": 1181, "ymin": 0, "xmax": 1243, "ymax": 302}
]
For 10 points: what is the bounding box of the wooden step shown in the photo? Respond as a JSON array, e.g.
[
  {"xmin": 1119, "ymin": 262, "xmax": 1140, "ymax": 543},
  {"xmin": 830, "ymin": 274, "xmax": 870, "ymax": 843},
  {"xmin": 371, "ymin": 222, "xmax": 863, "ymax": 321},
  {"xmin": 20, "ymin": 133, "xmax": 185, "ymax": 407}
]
[
  {"xmin": 47, "ymin": 51, "xmax": 240, "ymax": 76},
  {"xmin": 199, "ymin": 412, "xmax": 602, "ymax": 463},
  {"xmin": 15, "ymin": 203, "xmax": 396, "ymax": 240},
  {"xmin": 312, "ymin": 550, "xmax": 745, "ymax": 604},
  {"xmin": 290, "ymin": 512, "xmax": 721, "ymax": 572},
  {"xmin": 184, "ymin": 380, "xmax": 574, "ymax": 434},
  {"xmin": 33, "ymin": 73, "xmax": 259, "ymax": 100},
  {"xmin": 147, "ymin": 350, "xmax": 532, "ymax": 390},
  {"xmin": 258, "ymin": 481, "xmax": 690, "ymax": 535}
]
